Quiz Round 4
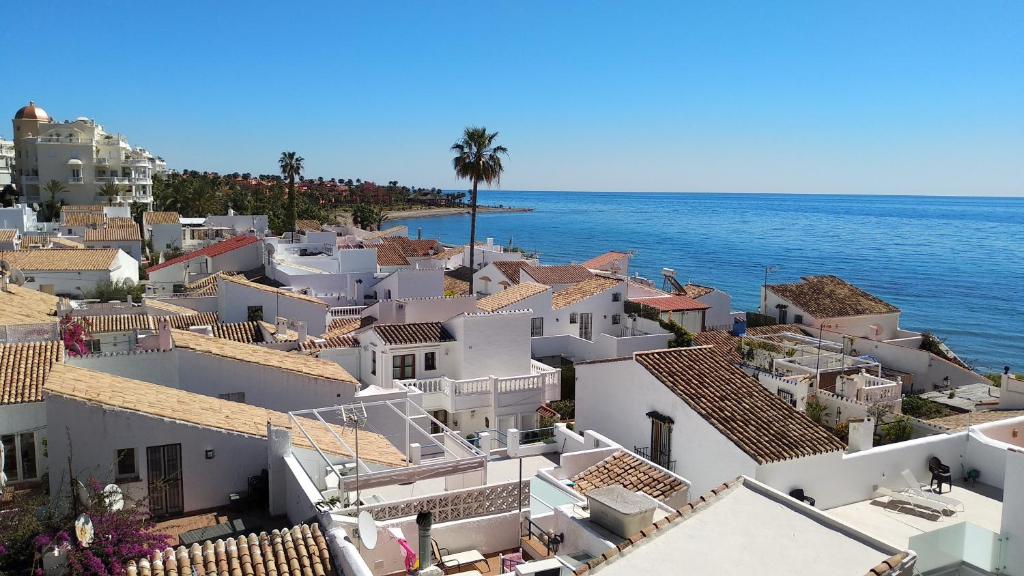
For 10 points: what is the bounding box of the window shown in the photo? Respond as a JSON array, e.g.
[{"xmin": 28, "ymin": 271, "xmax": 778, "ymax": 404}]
[
  {"xmin": 218, "ymin": 392, "xmax": 245, "ymax": 403},
  {"xmin": 247, "ymin": 305, "xmax": 264, "ymax": 322},
  {"xmin": 2, "ymin": 433, "xmax": 37, "ymax": 482},
  {"xmin": 115, "ymin": 448, "xmax": 138, "ymax": 480},
  {"xmin": 2, "ymin": 435, "xmax": 17, "ymax": 481},
  {"xmin": 371, "ymin": 351, "xmax": 377, "ymax": 375},
  {"xmin": 612, "ymin": 292, "xmax": 622, "ymax": 302},
  {"xmin": 794, "ymin": 314, "xmax": 804, "ymax": 325},
  {"xmin": 777, "ymin": 389, "xmax": 796, "ymax": 407},
  {"xmin": 25, "ymin": 276, "xmax": 35, "ymax": 283},
  {"xmin": 425, "ymin": 352, "xmax": 437, "ymax": 371},
  {"xmin": 531, "ymin": 317, "xmax": 544, "ymax": 337},
  {"xmin": 393, "ymin": 354, "xmax": 415, "ymax": 379},
  {"xmin": 86, "ymin": 338, "xmax": 102, "ymax": 353},
  {"xmin": 612, "ymin": 314, "xmax": 621, "ymax": 325},
  {"xmin": 569, "ymin": 312, "xmax": 578, "ymax": 324}
]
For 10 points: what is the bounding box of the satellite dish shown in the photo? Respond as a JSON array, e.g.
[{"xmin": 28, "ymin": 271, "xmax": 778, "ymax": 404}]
[
  {"xmin": 8, "ymin": 266, "xmax": 25, "ymax": 286},
  {"xmin": 74, "ymin": 514, "xmax": 95, "ymax": 547},
  {"xmin": 121, "ymin": 278, "xmax": 135, "ymax": 288},
  {"xmin": 357, "ymin": 510, "xmax": 378, "ymax": 550},
  {"xmin": 76, "ymin": 479, "xmax": 91, "ymax": 507},
  {"xmin": 265, "ymin": 243, "xmax": 276, "ymax": 256},
  {"xmin": 103, "ymin": 484, "xmax": 124, "ymax": 511}
]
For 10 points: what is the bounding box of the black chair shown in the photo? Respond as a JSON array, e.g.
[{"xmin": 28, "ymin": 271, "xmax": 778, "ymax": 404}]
[
  {"xmin": 929, "ymin": 457, "xmax": 952, "ymax": 494},
  {"xmin": 789, "ymin": 488, "xmax": 815, "ymax": 507}
]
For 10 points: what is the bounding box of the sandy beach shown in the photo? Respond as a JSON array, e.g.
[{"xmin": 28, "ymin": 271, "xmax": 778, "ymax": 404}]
[{"xmin": 384, "ymin": 206, "xmax": 533, "ymax": 220}]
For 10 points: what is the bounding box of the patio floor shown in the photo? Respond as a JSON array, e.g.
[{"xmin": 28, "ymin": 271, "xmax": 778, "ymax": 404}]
[
  {"xmin": 826, "ymin": 482, "xmax": 1003, "ymax": 549},
  {"xmin": 383, "ymin": 547, "xmax": 523, "ymax": 576},
  {"xmin": 152, "ymin": 505, "xmax": 290, "ymax": 544}
]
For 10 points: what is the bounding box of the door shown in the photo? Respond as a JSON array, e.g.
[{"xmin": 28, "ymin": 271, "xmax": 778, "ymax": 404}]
[
  {"xmin": 147, "ymin": 444, "xmax": 183, "ymax": 516},
  {"xmin": 578, "ymin": 313, "xmax": 593, "ymax": 341},
  {"xmin": 497, "ymin": 414, "xmax": 517, "ymax": 433},
  {"xmin": 650, "ymin": 418, "xmax": 673, "ymax": 469}
]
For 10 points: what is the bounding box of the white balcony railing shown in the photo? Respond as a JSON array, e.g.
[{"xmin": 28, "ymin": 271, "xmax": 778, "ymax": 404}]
[
  {"xmin": 401, "ymin": 368, "xmax": 558, "ymax": 412},
  {"xmin": 68, "ymin": 177, "xmax": 84, "ymax": 184},
  {"xmin": 329, "ymin": 305, "xmax": 367, "ymax": 318}
]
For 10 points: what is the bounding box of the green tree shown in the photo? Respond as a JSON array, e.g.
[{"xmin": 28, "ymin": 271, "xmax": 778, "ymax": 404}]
[
  {"xmin": 351, "ymin": 204, "xmax": 388, "ymax": 231},
  {"xmin": 98, "ymin": 181, "xmax": 123, "ymax": 205},
  {"xmin": 451, "ymin": 126, "xmax": 508, "ymax": 294},
  {"xmin": 804, "ymin": 396, "xmax": 830, "ymax": 425},
  {"xmin": 41, "ymin": 179, "xmax": 67, "ymax": 221},
  {"xmin": 279, "ymin": 151, "xmax": 304, "ymax": 233}
]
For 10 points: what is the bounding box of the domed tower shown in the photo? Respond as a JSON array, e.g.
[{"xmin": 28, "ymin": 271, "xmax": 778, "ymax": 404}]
[{"xmin": 12, "ymin": 101, "xmax": 51, "ymax": 201}]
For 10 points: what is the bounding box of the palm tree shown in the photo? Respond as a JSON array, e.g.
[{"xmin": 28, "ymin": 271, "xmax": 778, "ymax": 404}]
[
  {"xmin": 451, "ymin": 127, "xmax": 508, "ymax": 293},
  {"xmin": 98, "ymin": 182, "xmax": 123, "ymax": 206},
  {"xmin": 278, "ymin": 151, "xmax": 304, "ymax": 233},
  {"xmin": 42, "ymin": 179, "xmax": 67, "ymax": 221}
]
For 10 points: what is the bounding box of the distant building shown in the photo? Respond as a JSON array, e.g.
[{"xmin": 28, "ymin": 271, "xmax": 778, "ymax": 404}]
[
  {"xmin": 761, "ymin": 275, "xmax": 904, "ymax": 341},
  {"xmin": 0, "ymin": 137, "xmax": 14, "ymax": 188},
  {"xmin": 0, "ymin": 248, "xmax": 138, "ymax": 297},
  {"xmin": 11, "ymin": 101, "xmax": 166, "ymax": 207}
]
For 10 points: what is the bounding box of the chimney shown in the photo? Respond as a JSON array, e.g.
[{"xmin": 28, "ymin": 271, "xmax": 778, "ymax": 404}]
[
  {"xmin": 416, "ymin": 512, "xmax": 433, "ymax": 568},
  {"xmin": 296, "ymin": 320, "xmax": 307, "ymax": 343},
  {"xmin": 158, "ymin": 317, "xmax": 173, "ymax": 351},
  {"xmin": 275, "ymin": 316, "xmax": 289, "ymax": 335},
  {"xmin": 848, "ymin": 417, "xmax": 875, "ymax": 453}
]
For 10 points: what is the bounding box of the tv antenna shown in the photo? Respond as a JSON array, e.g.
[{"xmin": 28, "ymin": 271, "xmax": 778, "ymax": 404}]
[{"xmin": 341, "ymin": 403, "xmax": 368, "ymax": 513}]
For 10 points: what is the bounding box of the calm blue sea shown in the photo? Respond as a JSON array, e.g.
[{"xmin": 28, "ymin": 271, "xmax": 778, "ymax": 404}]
[{"xmin": 391, "ymin": 192, "xmax": 1024, "ymax": 373}]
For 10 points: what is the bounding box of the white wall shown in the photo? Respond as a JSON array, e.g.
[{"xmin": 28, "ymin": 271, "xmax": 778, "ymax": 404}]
[
  {"xmin": 84, "ymin": 239, "xmax": 142, "ymax": 261},
  {"xmin": 446, "ymin": 312, "xmax": 532, "ymax": 379},
  {"xmin": 1001, "ymin": 449, "xmax": 1024, "ymax": 575},
  {"xmin": 218, "ymin": 279, "xmax": 328, "ymax": 336},
  {"xmin": 762, "ymin": 288, "xmax": 901, "ymax": 341},
  {"xmin": 576, "ymin": 359, "xmax": 759, "ymax": 498},
  {"xmin": 46, "ymin": 395, "xmax": 269, "ymax": 513},
  {"xmin": 699, "ymin": 290, "xmax": 733, "ymax": 331},
  {"xmin": 150, "ymin": 222, "xmax": 182, "ymax": 252},
  {"xmin": 370, "ymin": 269, "xmax": 444, "ymax": 300},
  {"xmin": 20, "ymin": 250, "xmax": 138, "ymax": 297},
  {"xmin": 0, "ymin": 402, "xmax": 48, "ymax": 483}
]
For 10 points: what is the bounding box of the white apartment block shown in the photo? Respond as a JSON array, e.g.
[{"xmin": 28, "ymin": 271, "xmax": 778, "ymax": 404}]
[
  {"xmin": 11, "ymin": 101, "xmax": 166, "ymax": 207},
  {"xmin": 0, "ymin": 137, "xmax": 14, "ymax": 188}
]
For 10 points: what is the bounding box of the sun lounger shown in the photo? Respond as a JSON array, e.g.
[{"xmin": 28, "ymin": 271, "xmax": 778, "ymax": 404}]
[
  {"xmin": 432, "ymin": 538, "xmax": 487, "ymax": 573},
  {"xmin": 901, "ymin": 469, "xmax": 964, "ymax": 512},
  {"xmin": 874, "ymin": 486, "xmax": 953, "ymax": 517}
]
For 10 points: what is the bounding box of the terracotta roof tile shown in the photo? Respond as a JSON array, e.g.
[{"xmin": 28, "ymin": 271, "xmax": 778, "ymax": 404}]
[
  {"xmin": 300, "ymin": 334, "xmax": 359, "ymax": 352},
  {"xmin": 629, "ymin": 294, "xmax": 710, "ymax": 312},
  {"xmin": 477, "ymin": 282, "xmax": 550, "ymax": 312},
  {"xmin": 106, "ymin": 217, "xmax": 138, "ymax": 229},
  {"xmin": 296, "ymin": 219, "xmax": 324, "ymax": 232},
  {"xmin": 0, "ymin": 340, "xmax": 64, "ymax": 405},
  {"xmin": 210, "ymin": 321, "xmax": 265, "ymax": 344},
  {"xmin": 148, "ymin": 235, "xmax": 259, "ymax": 272},
  {"xmin": 373, "ymin": 322, "xmax": 454, "ymax": 345},
  {"xmin": 522, "ymin": 264, "xmax": 594, "ymax": 285},
  {"xmin": 62, "ymin": 212, "xmax": 105, "ymax": 227},
  {"xmin": 221, "ymin": 274, "xmax": 326, "ymax": 305},
  {"xmin": 0, "ymin": 249, "xmax": 119, "ymax": 271},
  {"xmin": 143, "ymin": 212, "xmax": 180, "ymax": 226},
  {"xmin": 376, "ymin": 243, "xmax": 410, "ymax": 267},
  {"xmin": 0, "ymin": 283, "xmax": 60, "ymax": 324},
  {"xmin": 925, "ymin": 410, "xmax": 1024, "ymax": 431},
  {"xmin": 679, "ymin": 284, "xmax": 714, "ymax": 298},
  {"xmin": 83, "ymin": 314, "xmax": 156, "ymax": 333},
  {"xmin": 61, "ymin": 205, "xmax": 105, "ymax": 213},
  {"xmin": 0, "ymin": 230, "xmax": 18, "ymax": 244},
  {"xmin": 45, "ymin": 364, "xmax": 402, "ymax": 466},
  {"xmin": 49, "ymin": 237, "xmax": 84, "ymax": 249},
  {"xmin": 492, "ymin": 261, "xmax": 530, "ymax": 284},
  {"xmin": 84, "ymin": 225, "xmax": 141, "ymax": 242},
  {"xmin": 182, "ymin": 271, "xmax": 238, "ymax": 296},
  {"xmin": 171, "ymin": 329, "xmax": 356, "ymax": 383},
  {"xmin": 692, "ymin": 324, "xmax": 808, "ymax": 364},
  {"xmin": 635, "ymin": 347, "xmax": 845, "ymax": 464},
  {"xmin": 581, "ymin": 251, "xmax": 629, "ymax": 271},
  {"xmin": 768, "ymin": 275, "xmax": 899, "ymax": 318},
  {"xmin": 164, "ymin": 311, "xmax": 220, "ymax": 329},
  {"xmin": 552, "ymin": 277, "xmax": 621, "ymax": 310},
  {"xmin": 571, "ymin": 451, "xmax": 685, "ymax": 502},
  {"xmin": 444, "ymin": 275, "xmax": 470, "ymax": 296},
  {"xmin": 127, "ymin": 524, "xmax": 334, "ymax": 576}
]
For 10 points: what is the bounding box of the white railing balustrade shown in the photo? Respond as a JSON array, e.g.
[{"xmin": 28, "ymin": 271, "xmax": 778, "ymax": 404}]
[{"xmin": 329, "ymin": 305, "xmax": 367, "ymax": 317}]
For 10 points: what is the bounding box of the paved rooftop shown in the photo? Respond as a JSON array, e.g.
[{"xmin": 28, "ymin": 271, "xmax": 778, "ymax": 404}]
[
  {"xmin": 826, "ymin": 482, "xmax": 1003, "ymax": 550},
  {"xmin": 362, "ymin": 453, "xmax": 558, "ymax": 502}
]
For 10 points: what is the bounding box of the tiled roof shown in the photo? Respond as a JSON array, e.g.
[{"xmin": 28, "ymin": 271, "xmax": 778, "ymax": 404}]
[
  {"xmin": 61, "ymin": 205, "xmax": 105, "ymax": 213},
  {"xmin": 0, "ymin": 283, "xmax": 60, "ymax": 324},
  {"xmin": 84, "ymin": 226, "xmax": 141, "ymax": 242},
  {"xmin": 373, "ymin": 322, "xmax": 454, "ymax": 345},
  {"xmin": 165, "ymin": 312, "xmax": 220, "ymax": 329},
  {"xmin": 107, "ymin": 217, "xmax": 138, "ymax": 229},
  {"xmin": 62, "ymin": 212, "xmax": 105, "ymax": 227},
  {"xmin": 210, "ymin": 321, "xmax": 265, "ymax": 344},
  {"xmin": 571, "ymin": 450, "xmax": 685, "ymax": 502},
  {"xmin": 382, "ymin": 237, "xmax": 442, "ymax": 258},
  {"xmin": 692, "ymin": 324, "xmax": 807, "ymax": 364},
  {"xmin": 552, "ymin": 277, "xmax": 621, "ymax": 310},
  {"xmin": 295, "ymin": 219, "xmax": 324, "ymax": 232},
  {"xmin": 84, "ymin": 314, "xmax": 156, "ymax": 333},
  {"xmin": 376, "ymin": 243, "xmax": 410, "ymax": 267},
  {"xmin": 0, "ymin": 249, "xmax": 118, "ymax": 271},
  {"xmin": 127, "ymin": 524, "xmax": 334, "ymax": 576},
  {"xmin": 325, "ymin": 317, "xmax": 361, "ymax": 338},
  {"xmin": 444, "ymin": 274, "xmax": 470, "ymax": 296},
  {"xmin": 49, "ymin": 237, "xmax": 84, "ymax": 249},
  {"xmin": 926, "ymin": 410, "xmax": 1024, "ymax": 432},
  {"xmin": 630, "ymin": 294, "xmax": 710, "ymax": 312},
  {"xmin": 581, "ymin": 251, "xmax": 629, "ymax": 271},
  {"xmin": 221, "ymin": 274, "xmax": 326, "ymax": 305},
  {"xmin": 767, "ymin": 275, "xmax": 899, "ymax": 318},
  {"xmin": 147, "ymin": 235, "xmax": 260, "ymax": 272},
  {"xmin": 146, "ymin": 298, "xmax": 211, "ymax": 316},
  {"xmin": 171, "ymin": 329, "xmax": 357, "ymax": 384},
  {"xmin": 492, "ymin": 261, "xmax": 530, "ymax": 284},
  {"xmin": 0, "ymin": 230, "xmax": 18, "ymax": 243},
  {"xmin": 143, "ymin": 211, "xmax": 180, "ymax": 226},
  {"xmin": 182, "ymin": 271, "xmax": 237, "ymax": 296},
  {"xmin": 299, "ymin": 334, "xmax": 359, "ymax": 352},
  {"xmin": 432, "ymin": 246, "xmax": 464, "ymax": 260},
  {"xmin": 680, "ymin": 284, "xmax": 714, "ymax": 298},
  {"xmin": 635, "ymin": 347, "xmax": 845, "ymax": 464},
  {"xmin": 477, "ymin": 282, "xmax": 550, "ymax": 312},
  {"xmin": 0, "ymin": 340, "xmax": 64, "ymax": 405},
  {"xmin": 522, "ymin": 264, "xmax": 593, "ymax": 285},
  {"xmin": 45, "ymin": 364, "xmax": 403, "ymax": 466}
]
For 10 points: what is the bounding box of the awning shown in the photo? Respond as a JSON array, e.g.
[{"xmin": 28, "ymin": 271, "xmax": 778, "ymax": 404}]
[{"xmin": 67, "ymin": 158, "xmax": 83, "ymax": 165}]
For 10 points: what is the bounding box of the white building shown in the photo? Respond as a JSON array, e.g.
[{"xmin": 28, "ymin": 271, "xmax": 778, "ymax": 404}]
[
  {"xmin": 83, "ymin": 224, "xmax": 143, "ymax": 260},
  {"xmin": 0, "ymin": 137, "xmax": 14, "ymax": 188},
  {"xmin": 576, "ymin": 346, "xmax": 846, "ymax": 498},
  {"xmin": 216, "ymin": 274, "xmax": 329, "ymax": 337},
  {"xmin": 0, "ymin": 203, "xmax": 43, "ymax": 233},
  {"xmin": 581, "ymin": 251, "xmax": 631, "ymax": 276},
  {"xmin": 0, "ymin": 248, "xmax": 138, "ymax": 297},
  {"xmin": 146, "ymin": 234, "xmax": 262, "ymax": 294},
  {"xmin": 142, "ymin": 211, "xmax": 182, "ymax": 253},
  {"xmin": 0, "ymin": 340, "xmax": 63, "ymax": 488},
  {"xmin": 677, "ymin": 283, "xmax": 732, "ymax": 330},
  {"xmin": 11, "ymin": 101, "xmax": 165, "ymax": 207},
  {"xmin": 629, "ymin": 293, "xmax": 709, "ymax": 333}
]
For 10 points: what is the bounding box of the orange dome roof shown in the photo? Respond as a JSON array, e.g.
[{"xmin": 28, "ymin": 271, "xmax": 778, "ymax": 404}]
[{"xmin": 14, "ymin": 101, "xmax": 50, "ymax": 121}]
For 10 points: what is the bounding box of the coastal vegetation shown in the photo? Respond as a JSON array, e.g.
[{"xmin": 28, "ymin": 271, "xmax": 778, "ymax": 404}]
[
  {"xmin": 451, "ymin": 126, "xmax": 508, "ymax": 294},
  {"xmin": 279, "ymin": 151, "xmax": 304, "ymax": 233},
  {"xmin": 901, "ymin": 395, "xmax": 954, "ymax": 419}
]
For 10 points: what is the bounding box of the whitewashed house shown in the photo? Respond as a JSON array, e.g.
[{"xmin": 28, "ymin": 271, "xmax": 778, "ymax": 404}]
[
  {"xmin": 629, "ymin": 293, "xmax": 709, "ymax": 333},
  {"xmin": 146, "ymin": 234, "xmax": 262, "ymax": 294},
  {"xmin": 576, "ymin": 346, "xmax": 846, "ymax": 498},
  {"xmin": 83, "ymin": 224, "xmax": 143, "ymax": 261},
  {"xmin": 581, "ymin": 250, "xmax": 631, "ymax": 276},
  {"xmin": 474, "ymin": 260, "xmax": 530, "ymax": 295},
  {"xmin": 216, "ymin": 274, "xmax": 329, "ymax": 337},
  {"xmin": 0, "ymin": 249, "xmax": 138, "ymax": 297},
  {"xmin": 0, "ymin": 340, "xmax": 63, "ymax": 487},
  {"xmin": 678, "ymin": 283, "xmax": 732, "ymax": 330},
  {"xmin": 142, "ymin": 211, "xmax": 182, "ymax": 253}
]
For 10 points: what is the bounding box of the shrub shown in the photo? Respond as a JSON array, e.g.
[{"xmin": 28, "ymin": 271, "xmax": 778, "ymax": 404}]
[
  {"xmin": 85, "ymin": 279, "xmax": 144, "ymax": 303},
  {"xmin": 804, "ymin": 397, "xmax": 829, "ymax": 425},
  {"xmin": 880, "ymin": 416, "xmax": 914, "ymax": 444},
  {"xmin": 901, "ymin": 396, "xmax": 953, "ymax": 419},
  {"xmin": 549, "ymin": 399, "xmax": 575, "ymax": 420},
  {"xmin": 832, "ymin": 422, "xmax": 850, "ymax": 443}
]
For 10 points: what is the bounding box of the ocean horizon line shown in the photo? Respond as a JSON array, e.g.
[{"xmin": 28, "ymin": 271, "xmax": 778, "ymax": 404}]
[{"xmin": 452, "ymin": 189, "xmax": 1024, "ymax": 200}]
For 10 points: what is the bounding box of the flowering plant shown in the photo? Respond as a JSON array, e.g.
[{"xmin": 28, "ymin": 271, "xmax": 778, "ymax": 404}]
[{"xmin": 59, "ymin": 315, "xmax": 92, "ymax": 357}]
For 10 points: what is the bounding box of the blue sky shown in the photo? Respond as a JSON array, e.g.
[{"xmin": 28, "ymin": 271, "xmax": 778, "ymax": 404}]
[{"xmin": 3, "ymin": 1, "xmax": 1022, "ymax": 195}]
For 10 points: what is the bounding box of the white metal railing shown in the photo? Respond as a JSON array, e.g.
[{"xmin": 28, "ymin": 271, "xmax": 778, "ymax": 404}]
[
  {"xmin": 67, "ymin": 177, "xmax": 84, "ymax": 184},
  {"xmin": 39, "ymin": 137, "xmax": 91, "ymax": 144},
  {"xmin": 96, "ymin": 176, "xmax": 132, "ymax": 184},
  {"xmin": 329, "ymin": 305, "xmax": 367, "ymax": 317}
]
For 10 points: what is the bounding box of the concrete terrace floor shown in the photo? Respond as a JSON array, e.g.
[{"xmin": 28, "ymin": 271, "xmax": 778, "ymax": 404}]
[
  {"xmin": 826, "ymin": 482, "xmax": 1003, "ymax": 550},
  {"xmin": 363, "ymin": 453, "xmax": 559, "ymax": 502}
]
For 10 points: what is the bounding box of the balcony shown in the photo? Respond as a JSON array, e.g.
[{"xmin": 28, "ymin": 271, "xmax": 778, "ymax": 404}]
[
  {"xmin": 68, "ymin": 177, "xmax": 84, "ymax": 184},
  {"xmin": 633, "ymin": 445, "xmax": 676, "ymax": 471},
  {"xmin": 401, "ymin": 363, "xmax": 560, "ymax": 414},
  {"xmin": 39, "ymin": 137, "xmax": 92, "ymax": 145}
]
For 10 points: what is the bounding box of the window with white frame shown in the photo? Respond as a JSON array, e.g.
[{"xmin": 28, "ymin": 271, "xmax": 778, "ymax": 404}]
[{"xmin": 531, "ymin": 317, "xmax": 544, "ymax": 337}]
